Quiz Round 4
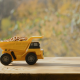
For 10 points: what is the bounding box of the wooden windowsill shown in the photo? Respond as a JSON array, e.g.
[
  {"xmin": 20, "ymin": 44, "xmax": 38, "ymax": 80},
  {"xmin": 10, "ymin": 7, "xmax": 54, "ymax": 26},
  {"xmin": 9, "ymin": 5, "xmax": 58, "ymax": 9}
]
[
  {"xmin": 0, "ymin": 57, "xmax": 80, "ymax": 73},
  {"xmin": 0, "ymin": 57, "xmax": 80, "ymax": 80}
]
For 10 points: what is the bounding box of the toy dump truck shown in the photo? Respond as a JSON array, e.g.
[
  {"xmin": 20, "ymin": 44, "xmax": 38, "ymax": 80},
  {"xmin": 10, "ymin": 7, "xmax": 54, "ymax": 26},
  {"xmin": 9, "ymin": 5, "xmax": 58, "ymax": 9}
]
[{"xmin": 0, "ymin": 36, "xmax": 44, "ymax": 65}]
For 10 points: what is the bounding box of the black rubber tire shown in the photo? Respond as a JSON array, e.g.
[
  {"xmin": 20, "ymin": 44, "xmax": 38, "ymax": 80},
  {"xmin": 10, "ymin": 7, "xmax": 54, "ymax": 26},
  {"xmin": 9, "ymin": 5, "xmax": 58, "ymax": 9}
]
[
  {"xmin": 25, "ymin": 53, "xmax": 37, "ymax": 65},
  {"xmin": 1, "ymin": 53, "xmax": 12, "ymax": 65}
]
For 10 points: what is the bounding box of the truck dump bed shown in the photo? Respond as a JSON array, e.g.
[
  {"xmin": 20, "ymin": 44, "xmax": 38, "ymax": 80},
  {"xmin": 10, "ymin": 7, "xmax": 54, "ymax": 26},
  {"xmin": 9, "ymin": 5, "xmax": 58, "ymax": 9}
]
[{"xmin": 0, "ymin": 36, "xmax": 43, "ymax": 51}]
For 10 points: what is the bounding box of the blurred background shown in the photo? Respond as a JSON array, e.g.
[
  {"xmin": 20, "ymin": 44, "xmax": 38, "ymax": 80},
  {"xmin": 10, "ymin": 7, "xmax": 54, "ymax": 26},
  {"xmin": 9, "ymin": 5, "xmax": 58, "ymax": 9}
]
[{"xmin": 0, "ymin": 0, "xmax": 80, "ymax": 57}]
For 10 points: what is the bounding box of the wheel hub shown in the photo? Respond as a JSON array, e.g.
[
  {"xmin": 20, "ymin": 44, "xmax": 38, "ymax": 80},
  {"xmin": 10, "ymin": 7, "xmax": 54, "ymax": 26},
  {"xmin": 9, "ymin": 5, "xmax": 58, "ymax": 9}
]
[
  {"xmin": 2, "ymin": 56, "xmax": 9, "ymax": 62},
  {"xmin": 28, "ymin": 55, "xmax": 35, "ymax": 62}
]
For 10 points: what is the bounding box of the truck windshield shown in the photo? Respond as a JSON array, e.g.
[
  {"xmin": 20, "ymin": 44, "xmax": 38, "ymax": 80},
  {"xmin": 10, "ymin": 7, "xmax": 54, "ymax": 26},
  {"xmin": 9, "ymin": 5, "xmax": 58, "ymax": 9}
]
[{"xmin": 29, "ymin": 42, "xmax": 40, "ymax": 49}]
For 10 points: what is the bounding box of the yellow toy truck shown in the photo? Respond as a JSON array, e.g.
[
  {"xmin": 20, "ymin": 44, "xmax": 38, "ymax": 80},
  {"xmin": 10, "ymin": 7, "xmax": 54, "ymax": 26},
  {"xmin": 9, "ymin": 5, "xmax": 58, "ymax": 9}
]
[{"xmin": 0, "ymin": 36, "xmax": 44, "ymax": 65}]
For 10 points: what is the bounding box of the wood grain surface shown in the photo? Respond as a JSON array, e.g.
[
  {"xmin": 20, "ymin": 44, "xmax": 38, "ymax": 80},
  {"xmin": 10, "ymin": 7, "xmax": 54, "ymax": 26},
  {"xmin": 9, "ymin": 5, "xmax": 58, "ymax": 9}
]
[{"xmin": 0, "ymin": 57, "xmax": 80, "ymax": 73}]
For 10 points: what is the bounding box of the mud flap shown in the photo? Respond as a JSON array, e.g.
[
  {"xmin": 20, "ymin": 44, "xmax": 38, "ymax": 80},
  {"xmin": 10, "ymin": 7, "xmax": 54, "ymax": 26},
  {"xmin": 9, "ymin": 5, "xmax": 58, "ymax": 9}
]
[{"xmin": 11, "ymin": 51, "xmax": 16, "ymax": 60}]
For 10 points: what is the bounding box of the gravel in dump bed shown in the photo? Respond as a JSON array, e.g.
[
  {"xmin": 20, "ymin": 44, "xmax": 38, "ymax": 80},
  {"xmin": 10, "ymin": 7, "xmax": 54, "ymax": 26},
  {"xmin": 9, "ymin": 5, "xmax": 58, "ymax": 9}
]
[{"xmin": 3, "ymin": 36, "xmax": 27, "ymax": 42}]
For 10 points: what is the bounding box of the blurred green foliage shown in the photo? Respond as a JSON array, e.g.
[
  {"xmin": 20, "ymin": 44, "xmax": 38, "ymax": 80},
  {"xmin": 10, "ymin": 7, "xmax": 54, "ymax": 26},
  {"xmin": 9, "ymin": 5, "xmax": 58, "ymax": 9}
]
[{"xmin": 0, "ymin": 0, "xmax": 80, "ymax": 57}]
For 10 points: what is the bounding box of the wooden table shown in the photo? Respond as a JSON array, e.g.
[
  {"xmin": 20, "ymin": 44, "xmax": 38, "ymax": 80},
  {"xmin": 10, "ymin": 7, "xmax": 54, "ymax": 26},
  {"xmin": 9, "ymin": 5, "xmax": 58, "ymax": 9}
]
[{"xmin": 0, "ymin": 57, "xmax": 80, "ymax": 80}]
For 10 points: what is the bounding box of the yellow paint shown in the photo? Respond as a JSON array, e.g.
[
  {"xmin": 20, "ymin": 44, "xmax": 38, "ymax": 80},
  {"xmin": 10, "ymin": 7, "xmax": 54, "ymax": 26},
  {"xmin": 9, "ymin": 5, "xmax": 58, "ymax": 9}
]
[{"xmin": 0, "ymin": 36, "xmax": 44, "ymax": 61}]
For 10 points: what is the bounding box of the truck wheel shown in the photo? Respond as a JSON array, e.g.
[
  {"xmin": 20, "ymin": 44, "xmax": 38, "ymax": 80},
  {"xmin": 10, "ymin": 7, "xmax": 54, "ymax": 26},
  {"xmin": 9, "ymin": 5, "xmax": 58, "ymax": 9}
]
[
  {"xmin": 1, "ymin": 53, "xmax": 12, "ymax": 65},
  {"xmin": 25, "ymin": 53, "xmax": 37, "ymax": 65}
]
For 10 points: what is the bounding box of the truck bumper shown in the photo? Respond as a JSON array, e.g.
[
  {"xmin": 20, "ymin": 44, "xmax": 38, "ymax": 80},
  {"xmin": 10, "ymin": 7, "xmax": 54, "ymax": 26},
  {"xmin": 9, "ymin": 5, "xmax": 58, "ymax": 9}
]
[{"xmin": 37, "ymin": 49, "xmax": 44, "ymax": 59}]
